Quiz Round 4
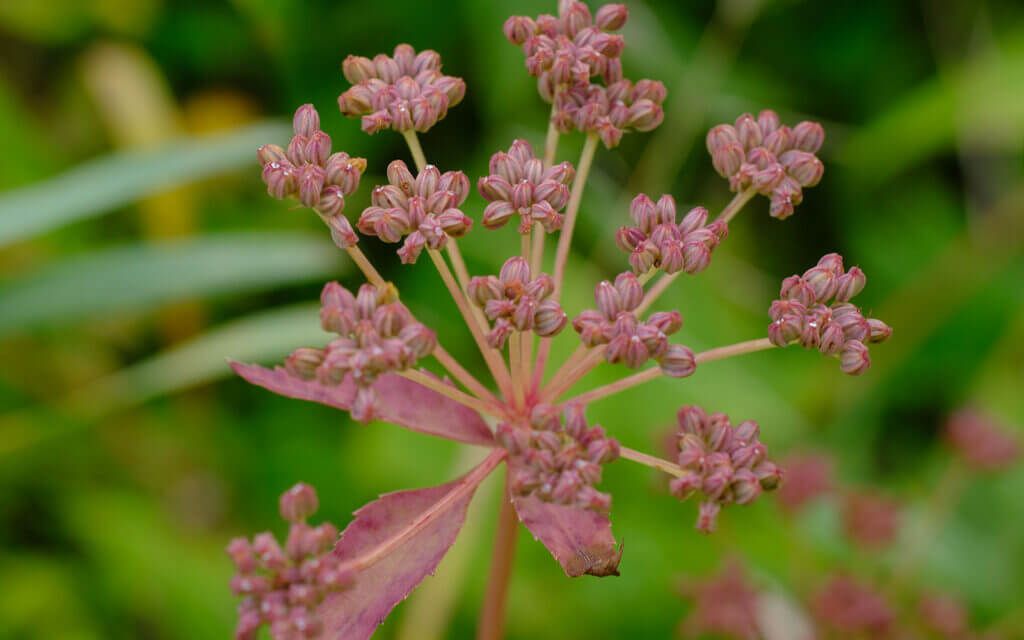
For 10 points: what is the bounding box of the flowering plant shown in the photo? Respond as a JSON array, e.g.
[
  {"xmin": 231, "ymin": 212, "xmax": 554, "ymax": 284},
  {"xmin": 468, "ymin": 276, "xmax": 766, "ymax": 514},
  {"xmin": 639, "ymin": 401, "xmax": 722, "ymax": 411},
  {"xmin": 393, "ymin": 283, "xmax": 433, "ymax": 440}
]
[{"xmin": 226, "ymin": 2, "xmax": 892, "ymax": 639}]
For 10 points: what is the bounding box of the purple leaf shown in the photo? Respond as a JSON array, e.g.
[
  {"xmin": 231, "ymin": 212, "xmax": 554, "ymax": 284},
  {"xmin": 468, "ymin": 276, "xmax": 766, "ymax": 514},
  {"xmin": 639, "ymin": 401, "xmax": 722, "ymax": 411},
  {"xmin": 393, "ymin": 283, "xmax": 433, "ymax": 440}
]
[
  {"xmin": 513, "ymin": 495, "xmax": 622, "ymax": 577},
  {"xmin": 230, "ymin": 362, "xmax": 493, "ymax": 446},
  {"xmin": 319, "ymin": 450, "xmax": 504, "ymax": 640}
]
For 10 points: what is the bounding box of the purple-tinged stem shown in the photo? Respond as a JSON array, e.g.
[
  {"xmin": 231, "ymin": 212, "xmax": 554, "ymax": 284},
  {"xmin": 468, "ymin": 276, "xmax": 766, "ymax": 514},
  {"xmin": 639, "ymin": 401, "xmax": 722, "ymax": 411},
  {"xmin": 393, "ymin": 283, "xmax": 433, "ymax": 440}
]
[
  {"xmin": 509, "ymin": 333, "xmax": 526, "ymax": 410},
  {"xmin": 567, "ymin": 367, "xmax": 662, "ymax": 406},
  {"xmin": 402, "ymin": 129, "xmax": 428, "ymax": 173},
  {"xmin": 476, "ymin": 472, "xmax": 519, "ymax": 640},
  {"xmin": 551, "ymin": 133, "xmax": 600, "ymax": 299},
  {"xmin": 542, "ymin": 346, "xmax": 606, "ymax": 403},
  {"xmin": 695, "ymin": 337, "xmax": 775, "ymax": 364},
  {"xmin": 446, "ymin": 240, "xmax": 474, "ymax": 296},
  {"xmin": 428, "ymin": 249, "xmax": 515, "ymax": 402},
  {"xmin": 398, "ymin": 369, "xmax": 505, "ymax": 421},
  {"xmin": 634, "ymin": 189, "xmax": 756, "ymax": 316},
  {"xmin": 619, "ymin": 446, "xmax": 690, "ymax": 479},
  {"xmin": 433, "ymin": 345, "xmax": 501, "ymax": 407},
  {"xmin": 336, "ymin": 449, "xmax": 507, "ymax": 576},
  {"xmin": 542, "ymin": 103, "xmax": 560, "ymax": 168},
  {"xmin": 529, "ymin": 226, "xmax": 545, "ymax": 283}
]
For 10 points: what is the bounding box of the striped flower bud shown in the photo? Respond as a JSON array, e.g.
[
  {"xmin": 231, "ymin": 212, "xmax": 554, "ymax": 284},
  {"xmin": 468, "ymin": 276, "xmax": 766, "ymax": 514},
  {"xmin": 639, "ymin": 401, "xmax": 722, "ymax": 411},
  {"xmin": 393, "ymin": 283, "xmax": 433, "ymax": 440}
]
[
  {"xmin": 293, "ymin": 104, "xmax": 321, "ymax": 138},
  {"xmin": 840, "ymin": 340, "xmax": 870, "ymax": 375},
  {"xmin": 834, "ymin": 266, "xmax": 866, "ymax": 302},
  {"xmin": 534, "ymin": 300, "xmax": 568, "ymax": 337},
  {"xmin": 280, "ymin": 483, "xmax": 319, "ymax": 523},
  {"xmin": 660, "ymin": 344, "xmax": 696, "ymax": 378},
  {"xmin": 792, "ymin": 120, "xmax": 825, "ymax": 153}
]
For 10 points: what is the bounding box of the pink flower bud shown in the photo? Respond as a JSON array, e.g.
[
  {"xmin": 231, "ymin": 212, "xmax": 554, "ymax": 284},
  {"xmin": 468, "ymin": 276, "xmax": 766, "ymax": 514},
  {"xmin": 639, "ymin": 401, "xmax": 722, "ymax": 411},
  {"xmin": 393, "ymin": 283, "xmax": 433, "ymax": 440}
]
[
  {"xmin": 781, "ymin": 150, "xmax": 824, "ymax": 187},
  {"xmin": 262, "ymin": 163, "xmax": 297, "ymax": 200},
  {"xmin": 731, "ymin": 469, "xmax": 763, "ymax": 505},
  {"xmin": 612, "ymin": 272, "xmax": 641, "ymax": 310},
  {"xmin": 629, "ymin": 193, "xmax": 659, "ymax": 233},
  {"xmin": 257, "ymin": 143, "xmax": 288, "ymax": 166},
  {"xmin": 757, "ymin": 109, "xmax": 781, "ymax": 136},
  {"xmin": 361, "ymin": 110, "xmax": 392, "ymax": 134},
  {"xmin": 437, "ymin": 208, "xmax": 472, "ymax": 237},
  {"xmin": 802, "ymin": 266, "xmax": 838, "ymax": 303},
  {"xmin": 504, "ymin": 15, "xmax": 537, "ymax": 45},
  {"xmin": 695, "ymin": 500, "xmax": 721, "ymax": 534},
  {"xmin": 840, "ymin": 340, "xmax": 870, "ymax": 375},
  {"xmin": 297, "ymin": 165, "xmax": 326, "ymax": 208},
  {"xmin": 286, "ymin": 347, "xmax": 326, "ymax": 380},
  {"xmin": 595, "ymin": 4, "xmax": 628, "ymax": 30},
  {"xmin": 304, "ymin": 131, "xmax": 331, "ymax": 167},
  {"xmin": 752, "ymin": 163, "xmax": 786, "ymax": 194},
  {"xmin": 226, "ymin": 537, "xmax": 256, "ymax": 572},
  {"xmin": 342, "ymin": 55, "xmax": 376, "ymax": 84},
  {"xmin": 660, "ymin": 344, "xmax": 696, "ymax": 378},
  {"xmin": 626, "ymin": 100, "xmax": 663, "ymax": 131},
  {"xmin": 734, "ymin": 113, "xmax": 763, "ymax": 150},
  {"xmin": 769, "ymin": 181, "xmax": 801, "ymax": 220},
  {"xmin": 792, "ymin": 120, "xmax": 825, "ymax": 153},
  {"xmin": 682, "ymin": 241, "xmax": 712, "ymax": 274},
  {"xmin": 819, "ymin": 322, "xmax": 846, "ymax": 355},
  {"xmin": 280, "ymin": 483, "xmax": 319, "ymax": 523},
  {"xmin": 679, "ymin": 206, "xmax": 709, "ymax": 235},
  {"xmin": 648, "ymin": 310, "xmax": 683, "ymax": 335},
  {"xmin": 293, "ymin": 104, "xmax": 320, "ymax": 138},
  {"xmin": 867, "ymin": 318, "xmax": 892, "ymax": 343},
  {"xmin": 834, "ymin": 266, "xmax": 866, "ymax": 302},
  {"xmin": 324, "ymin": 156, "xmax": 363, "ymax": 196},
  {"xmin": 706, "ymin": 124, "xmax": 740, "ymax": 153},
  {"xmin": 534, "ymin": 300, "xmax": 568, "ymax": 337},
  {"xmin": 712, "ymin": 142, "xmax": 745, "ymax": 178},
  {"xmin": 499, "ymin": 256, "xmax": 531, "ymax": 285},
  {"xmin": 467, "ymin": 275, "xmax": 503, "ymax": 307},
  {"xmin": 763, "ymin": 126, "xmax": 794, "ymax": 155},
  {"xmin": 399, "ymin": 324, "xmax": 437, "ymax": 359},
  {"xmin": 595, "ymin": 280, "xmax": 624, "ymax": 319},
  {"xmin": 482, "ymin": 200, "xmax": 516, "ymax": 230}
]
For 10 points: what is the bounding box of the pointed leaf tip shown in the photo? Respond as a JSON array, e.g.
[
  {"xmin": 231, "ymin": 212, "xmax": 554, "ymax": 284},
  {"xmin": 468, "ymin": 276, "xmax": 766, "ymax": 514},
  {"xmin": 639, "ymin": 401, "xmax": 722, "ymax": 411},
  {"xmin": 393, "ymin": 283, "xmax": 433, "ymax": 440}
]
[
  {"xmin": 230, "ymin": 361, "xmax": 493, "ymax": 446},
  {"xmin": 512, "ymin": 495, "xmax": 622, "ymax": 577}
]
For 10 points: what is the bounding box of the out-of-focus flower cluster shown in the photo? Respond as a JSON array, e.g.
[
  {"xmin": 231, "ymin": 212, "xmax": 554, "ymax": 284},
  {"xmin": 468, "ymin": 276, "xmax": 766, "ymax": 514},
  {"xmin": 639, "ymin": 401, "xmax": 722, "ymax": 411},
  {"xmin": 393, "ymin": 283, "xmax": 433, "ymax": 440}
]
[
  {"xmin": 258, "ymin": 105, "xmax": 365, "ymax": 248},
  {"xmin": 615, "ymin": 194, "xmax": 728, "ymax": 276},
  {"xmin": 504, "ymin": 2, "xmax": 666, "ymax": 148},
  {"xmin": 768, "ymin": 253, "xmax": 892, "ymax": 375},
  {"xmin": 572, "ymin": 272, "xmax": 696, "ymax": 376},
  {"xmin": 669, "ymin": 406, "xmax": 782, "ymax": 533},
  {"xmin": 775, "ymin": 451, "xmax": 833, "ymax": 514},
  {"xmin": 226, "ymin": 484, "xmax": 348, "ymax": 640},
  {"xmin": 945, "ymin": 409, "xmax": 1020, "ymax": 472},
  {"xmin": 285, "ymin": 282, "xmax": 436, "ymax": 423},
  {"xmin": 498, "ymin": 403, "xmax": 619, "ymax": 513},
  {"xmin": 706, "ymin": 110, "xmax": 824, "ymax": 219},
  {"xmin": 357, "ymin": 160, "xmax": 472, "ymax": 264},
  {"xmin": 478, "ymin": 139, "xmax": 574, "ymax": 234},
  {"xmin": 810, "ymin": 575, "xmax": 895, "ymax": 637},
  {"xmin": 468, "ymin": 257, "xmax": 568, "ymax": 349},
  {"xmin": 677, "ymin": 560, "xmax": 760, "ymax": 640},
  {"xmin": 338, "ymin": 44, "xmax": 466, "ymax": 134},
  {"xmin": 841, "ymin": 490, "xmax": 901, "ymax": 549}
]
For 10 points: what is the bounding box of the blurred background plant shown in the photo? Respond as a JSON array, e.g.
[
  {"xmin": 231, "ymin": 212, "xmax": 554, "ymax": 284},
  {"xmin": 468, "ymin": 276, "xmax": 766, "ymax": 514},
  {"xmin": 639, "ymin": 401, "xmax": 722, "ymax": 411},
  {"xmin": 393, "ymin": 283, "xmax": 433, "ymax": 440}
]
[{"xmin": 0, "ymin": 0, "xmax": 1022, "ymax": 638}]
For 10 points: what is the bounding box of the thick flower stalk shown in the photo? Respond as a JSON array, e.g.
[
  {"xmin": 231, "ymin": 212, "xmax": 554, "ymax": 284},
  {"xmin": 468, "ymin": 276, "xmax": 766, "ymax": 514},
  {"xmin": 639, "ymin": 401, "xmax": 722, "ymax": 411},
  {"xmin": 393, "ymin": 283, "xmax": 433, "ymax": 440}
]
[{"xmin": 225, "ymin": 4, "xmax": 896, "ymax": 639}]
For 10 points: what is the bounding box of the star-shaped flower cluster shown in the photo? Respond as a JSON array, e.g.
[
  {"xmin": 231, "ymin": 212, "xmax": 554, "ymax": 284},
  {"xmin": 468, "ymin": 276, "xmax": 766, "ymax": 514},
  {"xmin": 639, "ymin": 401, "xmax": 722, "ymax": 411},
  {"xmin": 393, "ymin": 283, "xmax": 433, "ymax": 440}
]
[
  {"xmin": 257, "ymin": 105, "xmax": 365, "ymax": 247},
  {"xmin": 706, "ymin": 110, "xmax": 825, "ymax": 219},
  {"xmin": 768, "ymin": 253, "xmax": 892, "ymax": 375},
  {"xmin": 226, "ymin": 484, "xmax": 349, "ymax": 640},
  {"xmin": 338, "ymin": 44, "xmax": 466, "ymax": 134},
  {"xmin": 615, "ymin": 194, "xmax": 729, "ymax": 275},
  {"xmin": 286, "ymin": 282, "xmax": 436, "ymax": 423},
  {"xmin": 669, "ymin": 406, "xmax": 783, "ymax": 533},
  {"xmin": 572, "ymin": 272, "xmax": 696, "ymax": 376},
  {"xmin": 358, "ymin": 160, "xmax": 472, "ymax": 263},
  {"xmin": 478, "ymin": 139, "xmax": 575, "ymax": 234},
  {"xmin": 468, "ymin": 257, "xmax": 568, "ymax": 349},
  {"xmin": 498, "ymin": 403, "xmax": 620, "ymax": 513}
]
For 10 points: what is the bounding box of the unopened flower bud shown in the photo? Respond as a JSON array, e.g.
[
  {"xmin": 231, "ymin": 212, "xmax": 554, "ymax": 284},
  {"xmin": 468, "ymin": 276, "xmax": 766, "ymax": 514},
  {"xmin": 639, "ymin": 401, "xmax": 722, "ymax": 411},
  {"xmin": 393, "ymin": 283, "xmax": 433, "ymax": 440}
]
[
  {"xmin": 706, "ymin": 124, "xmax": 740, "ymax": 153},
  {"xmin": 595, "ymin": 4, "xmax": 628, "ymax": 30},
  {"xmin": 293, "ymin": 104, "xmax": 321, "ymax": 138},
  {"xmin": 781, "ymin": 150, "xmax": 824, "ymax": 187},
  {"xmin": 695, "ymin": 500, "xmax": 721, "ymax": 534},
  {"xmin": 834, "ymin": 266, "xmax": 866, "ymax": 302},
  {"xmin": 792, "ymin": 121, "xmax": 825, "ymax": 153},
  {"xmin": 712, "ymin": 142, "xmax": 745, "ymax": 178},
  {"xmin": 679, "ymin": 206, "xmax": 709, "ymax": 235},
  {"xmin": 280, "ymin": 483, "xmax": 319, "ymax": 523},
  {"xmin": 286, "ymin": 348, "xmax": 326, "ymax": 380},
  {"xmin": 504, "ymin": 15, "xmax": 537, "ymax": 45},
  {"xmin": 682, "ymin": 241, "xmax": 712, "ymax": 274},
  {"xmin": 534, "ymin": 300, "xmax": 568, "ymax": 337},
  {"xmin": 660, "ymin": 344, "xmax": 696, "ymax": 378},
  {"xmin": 648, "ymin": 310, "xmax": 683, "ymax": 335},
  {"xmin": 802, "ymin": 266, "xmax": 838, "ymax": 303},
  {"xmin": 867, "ymin": 318, "xmax": 892, "ymax": 344},
  {"xmin": 257, "ymin": 144, "xmax": 288, "ymax": 167},
  {"xmin": 735, "ymin": 114, "xmax": 763, "ymax": 150},
  {"xmin": 840, "ymin": 340, "xmax": 870, "ymax": 375},
  {"xmin": 530, "ymin": 403, "xmax": 561, "ymax": 431},
  {"xmin": 595, "ymin": 280, "xmax": 624, "ymax": 318},
  {"xmin": 819, "ymin": 322, "xmax": 846, "ymax": 355}
]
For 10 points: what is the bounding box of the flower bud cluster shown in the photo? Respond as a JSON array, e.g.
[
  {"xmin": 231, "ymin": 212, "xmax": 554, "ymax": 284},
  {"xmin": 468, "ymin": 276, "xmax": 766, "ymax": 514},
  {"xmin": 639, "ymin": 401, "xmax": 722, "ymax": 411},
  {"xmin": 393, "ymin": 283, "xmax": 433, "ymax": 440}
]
[
  {"xmin": 776, "ymin": 451, "xmax": 833, "ymax": 514},
  {"xmin": 768, "ymin": 253, "xmax": 891, "ymax": 375},
  {"xmin": 572, "ymin": 272, "xmax": 696, "ymax": 376},
  {"xmin": 478, "ymin": 139, "xmax": 575, "ymax": 234},
  {"xmin": 615, "ymin": 194, "xmax": 728, "ymax": 275},
  {"xmin": 706, "ymin": 110, "xmax": 825, "ymax": 219},
  {"xmin": 497, "ymin": 403, "xmax": 620, "ymax": 513},
  {"xmin": 226, "ymin": 483, "xmax": 349, "ymax": 640},
  {"xmin": 468, "ymin": 257, "xmax": 568, "ymax": 349},
  {"xmin": 552, "ymin": 78, "xmax": 667, "ymax": 148},
  {"xmin": 358, "ymin": 160, "xmax": 472, "ymax": 264},
  {"xmin": 810, "ymin": 575, "xmax": 895, "ymax": 637},
  {"xmin": 669, "ymin": 406, "xmax": 783, "ymax": 534},
  {"xmin": 678, "ymin": 561, "xmax": 761, "ymax": 640},
  {"xmin": 945, "ymin": 408, "xmax": 1020, "ymax": 472},
  {"xmin": 504, "ymin": 2, "xmax": 628, "ymax": 98},
  {"xmin": 841, "ymin": 490, "xmax": 900, "ymax": 549},
  {"xmin": 338, "ymin": 44, "xmax": 466, "ymax": 134},
  {"xmin": 285, "ymin": 282, "xmax": 437, "ymax": 423},
  {"xmin": 258, "ymin": 105, "xmax": 366, "ymax": 247}
]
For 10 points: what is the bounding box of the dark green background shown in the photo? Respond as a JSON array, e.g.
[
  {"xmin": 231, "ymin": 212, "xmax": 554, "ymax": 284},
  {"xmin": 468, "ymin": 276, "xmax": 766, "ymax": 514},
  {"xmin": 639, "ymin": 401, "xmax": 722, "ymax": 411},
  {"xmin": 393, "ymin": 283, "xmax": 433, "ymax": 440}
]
[{"xmin": 1, "ymin": 0, "xmax": 1022, "ymax": 638}]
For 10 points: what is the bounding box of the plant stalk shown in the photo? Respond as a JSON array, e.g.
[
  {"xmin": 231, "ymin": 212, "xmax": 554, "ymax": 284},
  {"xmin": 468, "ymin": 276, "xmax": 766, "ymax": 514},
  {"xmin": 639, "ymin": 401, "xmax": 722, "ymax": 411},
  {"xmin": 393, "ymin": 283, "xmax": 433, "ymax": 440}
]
[{"xmin": 476, "ymin": 473, "xmax": 519, "ymax": 640}]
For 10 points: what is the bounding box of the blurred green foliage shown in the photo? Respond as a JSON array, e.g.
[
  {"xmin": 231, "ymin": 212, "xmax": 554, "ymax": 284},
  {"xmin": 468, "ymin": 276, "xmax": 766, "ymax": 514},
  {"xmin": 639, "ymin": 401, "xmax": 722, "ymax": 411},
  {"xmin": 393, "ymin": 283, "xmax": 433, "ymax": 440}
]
[{"xmin": 0, "ymin": 0, "xmax": 1022, "ymax": 638}]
